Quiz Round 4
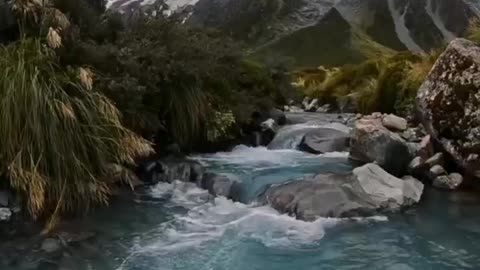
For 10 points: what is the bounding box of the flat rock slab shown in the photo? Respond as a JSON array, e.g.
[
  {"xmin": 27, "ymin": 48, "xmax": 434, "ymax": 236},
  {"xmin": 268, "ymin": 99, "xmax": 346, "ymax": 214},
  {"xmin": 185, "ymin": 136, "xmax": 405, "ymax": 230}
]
[{"xmin": 262, "ymin": 163, "xmax": 424, "ymax": 221}]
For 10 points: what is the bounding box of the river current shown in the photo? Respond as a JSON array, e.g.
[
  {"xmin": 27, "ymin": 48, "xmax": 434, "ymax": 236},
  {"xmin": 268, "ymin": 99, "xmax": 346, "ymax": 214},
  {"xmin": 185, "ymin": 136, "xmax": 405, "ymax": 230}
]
[{"xmin": 41, "ymin": 144, "xmax": 480, "ymax": 270}]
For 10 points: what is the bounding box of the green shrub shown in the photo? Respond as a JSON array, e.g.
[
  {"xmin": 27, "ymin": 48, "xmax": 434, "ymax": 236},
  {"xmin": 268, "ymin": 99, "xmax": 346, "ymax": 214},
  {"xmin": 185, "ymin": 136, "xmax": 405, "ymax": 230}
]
[{"xmin": 61, "ymin": 17, "xmax": 289, "ymax": 149}]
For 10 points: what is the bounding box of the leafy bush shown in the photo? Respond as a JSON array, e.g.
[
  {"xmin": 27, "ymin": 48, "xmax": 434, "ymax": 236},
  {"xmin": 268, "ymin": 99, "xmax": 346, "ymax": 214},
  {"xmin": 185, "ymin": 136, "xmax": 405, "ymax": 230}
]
[
  {"xmin": 0, "ymin": 38, "xmax": 150, "ymax": 222},
  {"xmin": 62, "ymin": 17, "xmax": 289, "ymax": 149}
]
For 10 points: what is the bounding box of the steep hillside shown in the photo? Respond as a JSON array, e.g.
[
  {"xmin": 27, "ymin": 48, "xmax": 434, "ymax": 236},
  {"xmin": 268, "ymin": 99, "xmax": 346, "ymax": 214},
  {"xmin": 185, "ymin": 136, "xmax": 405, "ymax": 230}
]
[{"xmin": 106, "ymin": 0, "xmax": 480, "ymax": 66}]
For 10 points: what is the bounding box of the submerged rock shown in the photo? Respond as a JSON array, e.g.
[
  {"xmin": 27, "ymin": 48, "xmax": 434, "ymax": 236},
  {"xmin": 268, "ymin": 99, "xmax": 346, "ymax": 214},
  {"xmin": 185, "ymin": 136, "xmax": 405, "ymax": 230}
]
[
  {"xmin": 425, "ymin": 153, "xmax": 445, "ymax": 168},
  {"xmin": 262, "ymin": 163, "xmax": 423, "ymax": 221},
  {"xmin": 433, "ymin": 173, "xmax": 464, "ymax": 190},
  {"xmin": 41, "ymin": 238, "xmax": 62, "ymax": 253},
  {"xmin": 201, "ymin": 173, "xmax": 240, "ymax": 199},
  {"xmin": 417, "ymin": 38, "xmax": 480, "ymax": 179},
  {"xmin": 429, "ymin": 165, "xmax": 447, "ymax": 179},
  {"xmin": 350, "ymin": 116, "xmax": 412, "ymax": 176}
]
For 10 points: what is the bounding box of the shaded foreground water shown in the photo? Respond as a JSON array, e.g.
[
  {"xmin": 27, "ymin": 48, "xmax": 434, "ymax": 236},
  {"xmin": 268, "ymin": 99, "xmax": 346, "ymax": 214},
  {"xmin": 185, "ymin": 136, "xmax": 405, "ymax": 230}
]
[{"xmin": 9, "ymin": 146, "xmax": 480, "ymax": 270}]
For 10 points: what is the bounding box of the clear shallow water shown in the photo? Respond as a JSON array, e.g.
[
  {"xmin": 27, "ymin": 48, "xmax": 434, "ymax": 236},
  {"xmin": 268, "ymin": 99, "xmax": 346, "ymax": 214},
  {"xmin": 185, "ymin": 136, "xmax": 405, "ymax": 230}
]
[{"xmin": 30, "ymin": 146, "xmax": 480, "ymax": 270}]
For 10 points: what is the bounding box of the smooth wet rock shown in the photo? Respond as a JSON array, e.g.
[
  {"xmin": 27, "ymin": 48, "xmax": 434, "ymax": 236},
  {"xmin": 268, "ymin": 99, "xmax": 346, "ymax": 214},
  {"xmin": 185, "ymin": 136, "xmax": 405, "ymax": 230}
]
[
  {"xmin": 305, "ymin": 98, "xmax": 319, "ymax": 112},
  {"xmin": 269, "ymin": 109, "xmax": 286, "ymax": 126},
  {"xmin": 262, "ymin": 163, "xmax": 423, "ymax": 221},
  {"xmin": 425, "ymin": 153, "xmax": 445, "ymax": 168},
  {"xmin": 418, "ymin": 135, "xmax": 435, "ymax": 160},
  {"xmin": 429, "ymin": 165, "xmax": 447, "ymax": 180},
  {"xmin": 284, "ymin": 105, "xmax": 303, "ymax": 113},
  {"xmin": 139, "ymin": 159, "xmax": 204, "ymax": 184},
  {"xmin": 41, "ymin": 238, "xmax": 62, "ymax": 253},
  {"xmin": 316, "ymin": 104, "xmax": 332, "ymax": 113},
  {"xmin": 57, "ymin": 231, "xmax": 96, "ymax": 244},
  {"xmin": 401, "ymin": 127, "xmax": 425, "ymax": 143},
  {"xmin": 350, "ymin": 117, "xmax": 412, "ymax": 176},
  {"xmin": 301, "ymin": 97, "xmax": 311, "ymax": 110},
  {"xmin": 0, "ymin": 208, "xmax": 11, "ymax": 221},
  {"xmin": 298, "ymin": 124, "xmax": 350, "ymax": 154},
  {"xmin": 201, "ymin": 173, "xmax": 240, "ymax": 199},
  {"xmin": 382, "ymin": 114, "xmax": 408, "ymax": 131},
  {"xmin": 408, "ymin": 157, "xmax": 424, "ymax": 173},
  {"xmin": 417, "ymin": 38, "xmax": 480, "ymax": 179},
  {"xmin": 433, "ymin": 173, "xmax": 464, "ymax": 190}
]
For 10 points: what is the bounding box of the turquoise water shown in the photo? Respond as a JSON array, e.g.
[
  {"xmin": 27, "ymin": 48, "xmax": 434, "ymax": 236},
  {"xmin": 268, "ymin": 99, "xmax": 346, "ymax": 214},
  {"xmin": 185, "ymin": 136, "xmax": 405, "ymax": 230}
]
[{"xmin": 25, "ymin": 146, "xmax": 480, "ymax": 270}]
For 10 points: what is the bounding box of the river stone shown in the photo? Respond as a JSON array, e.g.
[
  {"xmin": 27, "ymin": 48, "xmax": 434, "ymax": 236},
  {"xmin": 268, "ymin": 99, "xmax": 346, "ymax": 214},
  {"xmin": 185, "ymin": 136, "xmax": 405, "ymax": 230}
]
[
  {"xmin": 425, "ymin": 153, "xmax": 445, "ymax": 168},
  {"xmin": 417, "ymin": 38, "xmax": 480, "ymax": 179},
  {"xmin": 350, "ymin": 117, "xmax": 412, "ymax": 176},
  {"xmin": 41, "ymin": 238, "xmax": 62, "ymax": 253},
  {"xmin": 0, "ymin": 208, "xmax": 11, "ymax": 221},
  {"xmin": 298, "ymin": 126, "xmax": 350, "ymax": 154},
  {"xmin": 433, "ymin": 173, "xmax": 464, "ymax": 190},
  {"xmin": 429, "ymin": 165, "xmax": 447, "ymax": 180},
  {"xmin": 139, "ymin": 159, "xmax": 204, "ymax": 184},
  {"xmin": 201, "ymin": 173, "xmax": 240, "ymax": 199},
  {"xmin": 262, "ymin": 163, "xmax": 423, "ymax": 221},
  {"xmin": 382, "ymin": 114, "xmax": 408, "ymax": 131}
]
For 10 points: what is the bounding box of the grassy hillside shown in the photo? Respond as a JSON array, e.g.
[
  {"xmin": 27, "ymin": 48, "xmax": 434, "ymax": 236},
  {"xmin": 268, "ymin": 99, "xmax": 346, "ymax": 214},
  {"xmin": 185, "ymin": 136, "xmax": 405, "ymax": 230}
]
[{"xmin": 255, "ymin": 8, "xmax": 395, "ymax": 68}]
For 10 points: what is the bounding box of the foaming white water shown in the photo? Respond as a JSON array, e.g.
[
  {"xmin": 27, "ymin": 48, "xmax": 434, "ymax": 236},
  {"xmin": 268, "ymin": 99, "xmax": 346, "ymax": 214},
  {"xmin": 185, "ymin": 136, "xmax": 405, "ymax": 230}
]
[
  {"xmin": 149, "ymin": 181, "xmax": 335, "ymax": 247},
  {"xmin": 193, "ymin": 145, "xmax": 319, "ymax": 167},
  {"xmin": 120, "ymin": 182, "xmax": 387, "ymax": 267}
]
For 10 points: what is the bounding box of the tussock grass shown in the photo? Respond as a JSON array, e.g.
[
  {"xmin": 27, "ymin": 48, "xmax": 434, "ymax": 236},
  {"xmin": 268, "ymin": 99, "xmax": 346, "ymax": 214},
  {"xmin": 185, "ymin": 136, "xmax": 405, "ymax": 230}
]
[
  {"xmin": 0, "ymin": 38, "xmax": 151, "ymax": 221},
  {"xmin": 293, "ymin": 50, "xmax": 438, "ymax": 115},
  {"xmin": 466, "ymin": 18, "xmax": 480, "ymax": 43}
]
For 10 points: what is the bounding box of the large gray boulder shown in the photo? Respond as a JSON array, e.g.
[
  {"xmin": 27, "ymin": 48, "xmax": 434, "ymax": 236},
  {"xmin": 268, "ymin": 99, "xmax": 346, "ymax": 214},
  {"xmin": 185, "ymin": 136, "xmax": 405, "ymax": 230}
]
[
  {"xmin": 417, "ymin": 38, "xmax": 480, "ymax": 179},
  {"xmin": 350, "ymin": 116, "xmax": 413, "ymax": 176},
  {"xmin": 298, "ymin": 124, "xmax": 351, "ymax": 154},
  {"xmin": 262, "ymin": 163, "xmax": 423, "ymax": 221}
]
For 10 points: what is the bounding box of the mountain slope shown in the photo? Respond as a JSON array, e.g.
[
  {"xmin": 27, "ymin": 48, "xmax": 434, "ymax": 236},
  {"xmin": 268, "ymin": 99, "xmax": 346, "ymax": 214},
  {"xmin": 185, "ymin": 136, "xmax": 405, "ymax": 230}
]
[{"xmin": 107, "ymin": 0, "xmax": 480, "ymax": 66}]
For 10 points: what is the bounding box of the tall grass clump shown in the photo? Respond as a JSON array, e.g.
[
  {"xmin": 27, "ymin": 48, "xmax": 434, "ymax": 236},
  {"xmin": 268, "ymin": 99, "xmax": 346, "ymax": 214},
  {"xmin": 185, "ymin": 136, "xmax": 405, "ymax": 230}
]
[
  {"xmin": 466, "ymin": 18, "xmax": 480, "ymax": 43},
  {"xmin": 0, "ymin": 38, "xmax": 151, "ymax": 222},
  {"xmin": 293, "ymin": 50, "xmax": 439, "ymax": 115}
]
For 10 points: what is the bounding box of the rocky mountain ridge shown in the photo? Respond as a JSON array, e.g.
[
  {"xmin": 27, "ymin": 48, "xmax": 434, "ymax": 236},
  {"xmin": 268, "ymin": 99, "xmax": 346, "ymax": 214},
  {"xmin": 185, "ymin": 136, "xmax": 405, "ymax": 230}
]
[{"xmin": 107, "ymin": 0, "xmax": 480, "ymax": 66}]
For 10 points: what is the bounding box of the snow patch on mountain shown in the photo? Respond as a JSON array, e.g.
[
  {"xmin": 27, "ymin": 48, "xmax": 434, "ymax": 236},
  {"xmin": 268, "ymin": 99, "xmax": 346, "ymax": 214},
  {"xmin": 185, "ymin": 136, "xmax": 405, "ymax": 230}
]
[
  {"xmin": 107, "ymin": 0, "xmax": 198, "ymax": 11},
  {"xmin": 334, "ymin": 0, "xmax": 375, "ymax": 27},
  {"xmin": 387, "ymin": 0, "xmax": 424, "ymax": 53},
  {"xmin": 425, "ymin": 0, "xmax": 456, "ymax": 42}
]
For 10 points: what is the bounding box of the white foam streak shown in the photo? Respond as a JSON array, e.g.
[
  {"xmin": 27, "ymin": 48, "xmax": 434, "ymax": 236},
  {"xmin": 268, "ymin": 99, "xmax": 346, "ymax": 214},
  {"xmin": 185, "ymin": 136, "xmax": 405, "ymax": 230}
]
[{"xmin": 117, "ymin": 181, "xmax": 387, "ymax": 269}]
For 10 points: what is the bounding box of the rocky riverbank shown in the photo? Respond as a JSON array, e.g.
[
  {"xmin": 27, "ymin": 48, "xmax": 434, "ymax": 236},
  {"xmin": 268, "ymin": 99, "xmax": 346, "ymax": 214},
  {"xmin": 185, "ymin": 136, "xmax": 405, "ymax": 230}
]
[{"xmin": 1, "ymin": 37, "xmax": 480, "ymax": 269}]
